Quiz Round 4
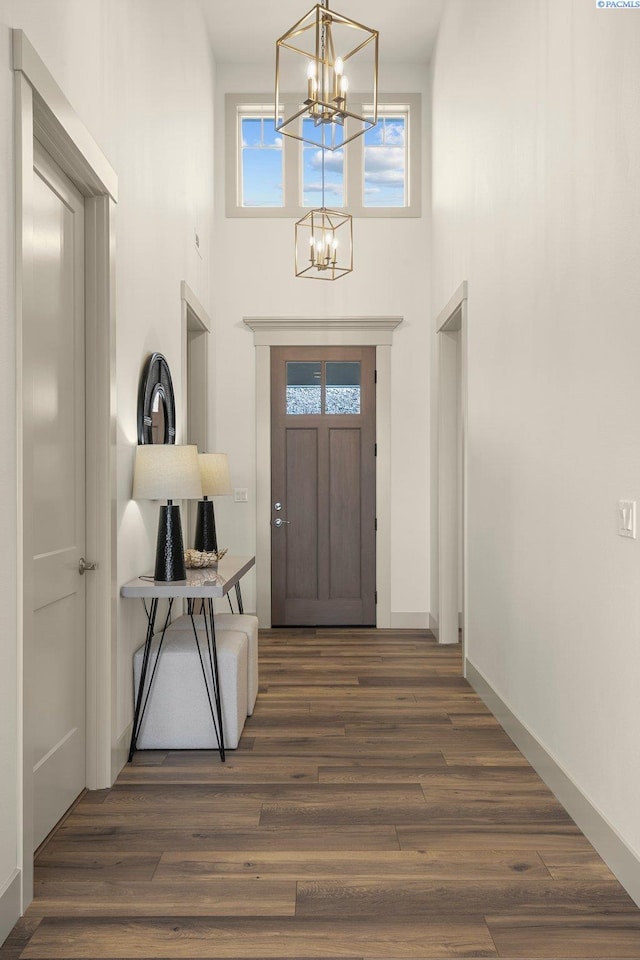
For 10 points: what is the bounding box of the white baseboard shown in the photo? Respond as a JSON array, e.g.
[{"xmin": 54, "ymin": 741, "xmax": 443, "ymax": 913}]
[
  {"xmin": 0, "ymin": 869, "xmax": 20, "ymax": 947},
  {"xmin": 466, "ymin": 659, "xmax": 640, "ymax": 909},
  {"xmin": 428, "ymin": 613, "xmax": 438, "ymax": 639},
  {"xmin": 111, "ymin": 722, "xmax": 132, "ymax": 784},
  {"xmin": 389, "ymin": 612, "xmax": 431, "ymax": 629}
]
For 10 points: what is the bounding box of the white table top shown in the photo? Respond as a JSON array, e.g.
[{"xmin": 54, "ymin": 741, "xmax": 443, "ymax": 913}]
[{"xmin": 120, "ymin": 555, "xmax": 255, "ymax": 598}]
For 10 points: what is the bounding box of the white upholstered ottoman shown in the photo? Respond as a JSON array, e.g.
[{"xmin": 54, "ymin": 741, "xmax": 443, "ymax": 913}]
[
  {"xmin": 166, "ymin": 613, "xmax": 259, "ymax": 715},
  {"xmin": 133, "ymin": 628, "xmax": 248, "ymax": 750}
]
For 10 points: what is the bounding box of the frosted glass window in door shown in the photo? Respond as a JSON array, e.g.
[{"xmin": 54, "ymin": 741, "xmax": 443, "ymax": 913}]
[
  {"xmin": 286, "ymin": 362, "xmax": 322, "ymax": 414},
  {"xmin": 325, "ymin": 362, "xmax": 361, "ymax": 414}
]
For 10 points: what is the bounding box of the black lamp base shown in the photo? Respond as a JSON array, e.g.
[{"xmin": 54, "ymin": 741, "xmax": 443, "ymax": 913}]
[
  {"xmin": 194, "ymin": 498, "xmax": 218, "ymax": 553},
  {"xmin": 155, "ymin": 503, "xmax": 186, "ymax": 581}
]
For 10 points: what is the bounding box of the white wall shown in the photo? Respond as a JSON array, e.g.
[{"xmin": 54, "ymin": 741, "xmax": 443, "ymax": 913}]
[
  {"xmin": 0, "ymin": 0, "xmax": 215, "ymax": 932},
  {"xmin": 432, "ymin": 0, "xmax": 640, "ymax": 856},
  {"xmin": 213, "ymin": 62, "xmax": 432, "ymax": 623}
]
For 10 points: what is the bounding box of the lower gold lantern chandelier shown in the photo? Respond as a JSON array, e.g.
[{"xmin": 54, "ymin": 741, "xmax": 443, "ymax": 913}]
[{"xmin": 295, "ymin": 148, "xmax": 353, "ymax": 281}]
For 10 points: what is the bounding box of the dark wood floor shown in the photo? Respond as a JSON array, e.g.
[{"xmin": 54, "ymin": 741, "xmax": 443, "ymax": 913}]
[{"xmin": 4, "ymin": 628, "xmax": 640, "ymax": 959}]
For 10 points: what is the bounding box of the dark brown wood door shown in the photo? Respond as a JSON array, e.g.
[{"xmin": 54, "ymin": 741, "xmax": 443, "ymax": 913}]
[{"xmin": 271, "ymin": 346, "xmax": 376, "ymax": 626}]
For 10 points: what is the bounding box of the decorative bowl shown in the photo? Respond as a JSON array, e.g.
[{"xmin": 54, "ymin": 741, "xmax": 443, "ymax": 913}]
[{"xmin": 184, "ymin": 547, "xmax": 228, "ymax": 569}]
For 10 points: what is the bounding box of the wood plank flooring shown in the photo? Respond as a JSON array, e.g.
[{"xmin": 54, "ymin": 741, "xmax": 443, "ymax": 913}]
[{"xmin": 3, "ymin": 627, "xmax": 640, "ymax": 959}]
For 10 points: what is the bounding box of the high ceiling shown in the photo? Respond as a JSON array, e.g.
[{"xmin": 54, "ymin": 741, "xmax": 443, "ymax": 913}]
[{"xmin": 200, "ymin": 0, "xmax": 445, "ymax": 65}]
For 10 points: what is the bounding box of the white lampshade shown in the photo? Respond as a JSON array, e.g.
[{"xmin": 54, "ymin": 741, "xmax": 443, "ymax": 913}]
[
  {"xmin": 133, "ymin": 444, "xmax": 202, "ymax": 501},
  {"xmin": 198, "ymin": 453, "xmax": 232, "ymax": 497}
]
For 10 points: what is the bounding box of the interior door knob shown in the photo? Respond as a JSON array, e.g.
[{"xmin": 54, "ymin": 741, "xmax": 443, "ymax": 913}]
[
  {"xmin": 79, "ymin": 557, "xmax": 98, "ymax": 575},
  {"xmin": 273, "ymin": 518, "xmax": 290, "ymax": 527}
]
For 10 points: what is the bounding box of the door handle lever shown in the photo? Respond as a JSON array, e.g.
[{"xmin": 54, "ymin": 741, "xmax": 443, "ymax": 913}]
[
  {"xmin": 79, "ymin": 557, "xmax": 98, "ymax": 575},
  {"xmin": 272, "ymin": 518, "xmax": 291, "ymax": 528}
]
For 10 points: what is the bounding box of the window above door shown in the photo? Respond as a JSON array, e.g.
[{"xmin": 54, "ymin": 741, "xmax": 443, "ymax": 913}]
[{"xmin": 226, "ymin": 93, "xmax": 421, "ymax": 218}]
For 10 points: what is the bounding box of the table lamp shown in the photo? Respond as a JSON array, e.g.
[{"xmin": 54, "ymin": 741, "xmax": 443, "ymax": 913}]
[
  {"xmin": 195, "ymin": 453, "xmax": 232, "ymax": 553},
  {"xmin": 133, "ymin": 444, "xmax": 202, "ymax": 581}
]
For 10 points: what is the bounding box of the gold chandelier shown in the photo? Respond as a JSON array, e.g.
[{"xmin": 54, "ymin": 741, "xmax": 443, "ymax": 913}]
[
  {"xmin": 295, "ymin": 147, "xmax": 353, "ymax": 281},
  {"xmin": 275, "ymin": 0, "xmax": 379, "ymax": 151}
]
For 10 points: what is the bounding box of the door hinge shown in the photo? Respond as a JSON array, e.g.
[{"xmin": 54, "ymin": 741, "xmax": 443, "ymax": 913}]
[
  {"xmin": 375, "ymin": 590, "xmax": 378, "ymax": 605},
  {"xmin": 374, "ymin": 442, "xmax": 377, "ymax": 457},
  {"xmin": 374, "ymin": 369, "xmax": 377, "ymax": 384},
  {"xmin": 374, "ymin": 517, "xmax": 377, "ymax": 532}
]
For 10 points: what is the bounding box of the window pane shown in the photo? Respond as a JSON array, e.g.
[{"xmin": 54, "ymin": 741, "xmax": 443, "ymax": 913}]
[
  {"xmin": 286, "ymin": 362, "xmax": 321, "ymax": 415},
  {"xmin": 302, "ymin": 119, "xmax": 344, "ymax": 207},
  {"xmin": 242, "ymin": 117, "xmax": 263, "ymax": 147},
  {"xmin": 364, "ymin": 115, "xmax": 406, "ymax": 208},
  {"xmin": 240, "ymin": 114, "xmax": 283, "ymax": 207},
  {"xmin": 325, "ymin": 361, "xmax": 360, "ymax": 415},
  {"xmin": 242, "ymin": 149, "xmax": 283, "ymax": 206},
  {"xmin": 262, "ymin": 120, "xmax": 283, "ymax": 147}
]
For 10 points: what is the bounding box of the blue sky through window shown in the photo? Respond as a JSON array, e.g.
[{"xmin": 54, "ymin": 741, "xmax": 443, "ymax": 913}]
[
  {"xmin": 238, "ymin": 108, "xmax": 408, "ymax": 209},
  {"xmin": 364, "ymin": 116, "xmax": 406, "ymax": 207},
  {"xmin": 302, "ymin": 119, "xmax": 344, "ymax": 207},
  {"xmin": 241, "ymin": 116, "xmax": 283, "ymax": 207}
]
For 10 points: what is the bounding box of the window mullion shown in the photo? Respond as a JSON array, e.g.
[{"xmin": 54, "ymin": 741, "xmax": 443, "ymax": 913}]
[
  {"xmin": 347, "ymin": 101, "xmax": 364, "ymax": 217},
  {"xmin": 284, "ymin": 101, "xmax": 299, "ymax": 212}
]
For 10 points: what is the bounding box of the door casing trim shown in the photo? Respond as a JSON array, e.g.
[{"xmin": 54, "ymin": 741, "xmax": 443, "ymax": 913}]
[
  {"xmin": 181, "ymin": 280, "xmax": 211, "ymax": 542},
  {"xmin": 243, "ymin": 315, "xmax": 402, "ymax": 628},
  {"xmin": 435, "ymin": 281, "xmax": 468, "ymax": 652},
  {"xmin": 14, "ymin": 30, "xmax": 117, "ymax": 912}
]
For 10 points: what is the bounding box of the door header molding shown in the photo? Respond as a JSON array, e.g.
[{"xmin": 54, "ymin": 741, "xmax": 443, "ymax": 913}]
[
  {"xmin": 13, "ymin": 29, "xmax": 118, "ymax": 201},
  {"xmin": 243, "ymin": 316, "xmax": 403, "ymax": 347},
  {"xmin": 435, "ymin": 281, "xmax": 468, "ymax": 333}
]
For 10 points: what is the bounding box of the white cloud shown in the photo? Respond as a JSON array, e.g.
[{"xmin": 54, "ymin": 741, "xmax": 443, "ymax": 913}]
[
  {"xmin": 305, "ymin": 181, "xmax": 343, "ymax": 200},
  {"xmin": 364, "ymin": 146, "xmax": 405, "ymax": 184},
  {"xmin": 308, "ymin": 149, "xmax": 344, "ymax": 172},
  {"xmin": 242, "ymin": 137, "xmax": 283, "ymax": 149},
  {"xmin": 384, "ymin": 122, "xmax": 405, "ymax": 146}
]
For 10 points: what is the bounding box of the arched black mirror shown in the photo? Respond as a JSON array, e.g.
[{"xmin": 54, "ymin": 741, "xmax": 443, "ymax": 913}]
[{"xmin": 138, "ymin": 353, "xmax": 176, "ymax": 444}]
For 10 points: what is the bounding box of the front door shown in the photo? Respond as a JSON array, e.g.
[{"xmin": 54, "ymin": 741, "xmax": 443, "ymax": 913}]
[
  {"xmin": 29, "ymin": 141, "xmax": 87, "ymax": 848},
  {"xmin": 271, "ymin": 346, "xmax": 376, "ymax": 626}
]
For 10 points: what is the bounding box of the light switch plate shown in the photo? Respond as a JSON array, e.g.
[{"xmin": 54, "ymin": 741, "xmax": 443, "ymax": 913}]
[
  {"xmin": 618, "ymin": 500, "xmax": 636, "ymax": 539},
  {"xmin": 234, "ymin": 487, "xmax": 248, "ymax": 503}
]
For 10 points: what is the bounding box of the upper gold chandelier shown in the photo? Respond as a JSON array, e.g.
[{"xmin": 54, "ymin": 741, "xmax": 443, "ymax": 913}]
[{"xmin": 275, "ymin": 0, "xmax": 379, "ymax": 151}]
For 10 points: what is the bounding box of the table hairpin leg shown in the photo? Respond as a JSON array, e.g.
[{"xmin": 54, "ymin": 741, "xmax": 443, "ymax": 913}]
[
  {"xmin": 234, "ymin": 583, "xmax": 244, "ymax": 614},
  {"xmin": 225, "ymin": 582, "xmax": 244, "ymax": 615},
  {"xmin": 189, "ymin": 598, "xmax": 225, "ymax": 762},
  {"xmin": 128, "ymin": 598, "xmax": 174, "ymax": 762}
]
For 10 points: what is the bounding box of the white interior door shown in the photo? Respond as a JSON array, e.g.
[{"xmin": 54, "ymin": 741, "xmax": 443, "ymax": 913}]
[{"xmin": 29, "ymin": 141, "xmax": 86, "ymax": 849}]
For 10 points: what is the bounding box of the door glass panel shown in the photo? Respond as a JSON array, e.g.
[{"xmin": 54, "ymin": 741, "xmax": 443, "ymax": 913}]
[
  {"xmin": 286, "ymin": 361, "xmax": 322, "ymax": 414},
  {"xmin": 325, "ymin": 361, "xmax": 361, "ymax": 414}
]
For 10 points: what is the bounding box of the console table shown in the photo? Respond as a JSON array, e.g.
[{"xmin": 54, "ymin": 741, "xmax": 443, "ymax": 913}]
[{"xmin": 121, "ymin": 555, "xmax": 255, "ymax": 763}]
